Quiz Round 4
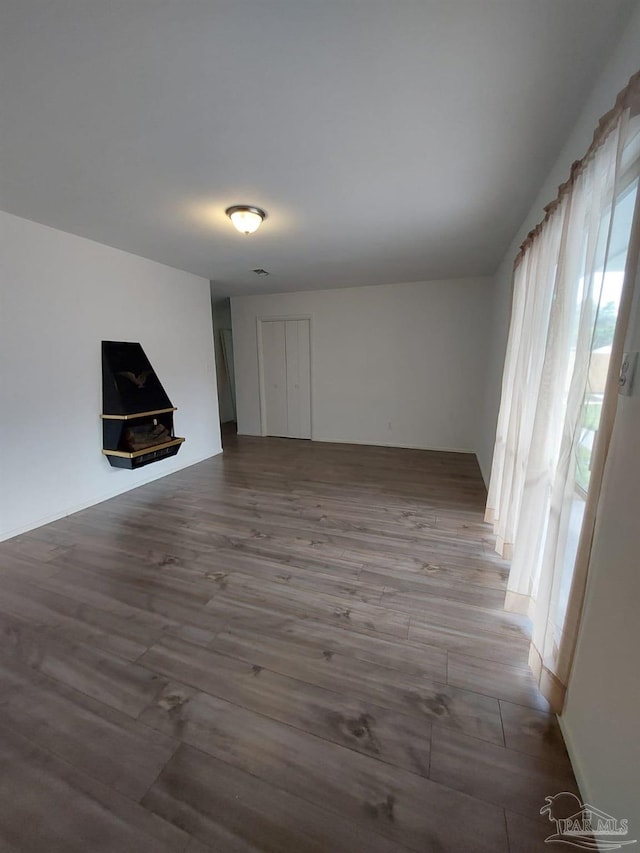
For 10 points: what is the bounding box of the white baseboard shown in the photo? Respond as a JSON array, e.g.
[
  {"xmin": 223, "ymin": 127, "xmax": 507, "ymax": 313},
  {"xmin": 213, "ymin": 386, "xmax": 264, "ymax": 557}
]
[
  {"xmin": 313, "ymin": 436, "xmax": 476, "ymax": 453},
  {"xmin": 558, "ymin": 715, "xmax": 591, "ymax": 805},
  {"xmin": 0, "ymin": 449, "xmax": 223, "ymax": 542}
]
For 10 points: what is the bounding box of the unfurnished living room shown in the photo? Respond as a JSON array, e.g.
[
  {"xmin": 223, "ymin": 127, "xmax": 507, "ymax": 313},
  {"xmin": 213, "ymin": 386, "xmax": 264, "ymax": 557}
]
[{"xmin": 1, "ymin": 2, "xmax": 639, "ymax": 851}]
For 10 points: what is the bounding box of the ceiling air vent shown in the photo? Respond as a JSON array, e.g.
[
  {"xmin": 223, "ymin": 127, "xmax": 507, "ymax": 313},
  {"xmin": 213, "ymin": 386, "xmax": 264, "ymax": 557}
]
[{"xmin": 252, "ymin": 268, "xmax": 270, "ymax": 276}]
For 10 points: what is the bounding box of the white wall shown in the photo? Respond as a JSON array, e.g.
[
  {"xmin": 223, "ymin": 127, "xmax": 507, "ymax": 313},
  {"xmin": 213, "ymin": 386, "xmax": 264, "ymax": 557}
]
[
  {"xmin": 477, "ymin": 4, "xmax": 640, "ymax": 485},
  {"xmin": 231, "ymin": 278, "xmax": 492, "ymax": 454},
  {"xmin": 476, "ymin": 3, "xmax": 640, "ymax": 827},
  {"xmin": 0, "ymin": 211, "xmax": 221, "ymax": 540}
]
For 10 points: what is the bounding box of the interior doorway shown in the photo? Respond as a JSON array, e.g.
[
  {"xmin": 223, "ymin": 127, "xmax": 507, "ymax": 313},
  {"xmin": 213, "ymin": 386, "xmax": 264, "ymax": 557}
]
[{"xmin": 212, "ymin": 297, "xmax": 237, "ymax": 443}]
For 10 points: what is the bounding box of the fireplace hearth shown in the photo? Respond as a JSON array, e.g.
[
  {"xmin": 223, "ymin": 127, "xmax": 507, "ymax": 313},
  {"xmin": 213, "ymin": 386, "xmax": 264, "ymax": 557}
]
[{"xmin": 101, "ymin": 341, "xmax": 185, "ymax": 469}]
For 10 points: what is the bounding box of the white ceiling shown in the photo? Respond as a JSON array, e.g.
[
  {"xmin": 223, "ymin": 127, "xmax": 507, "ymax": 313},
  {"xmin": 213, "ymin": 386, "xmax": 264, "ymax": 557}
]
[{"xmin": 0, "ymin": 1, "xmax": 636, "ymax": 297}]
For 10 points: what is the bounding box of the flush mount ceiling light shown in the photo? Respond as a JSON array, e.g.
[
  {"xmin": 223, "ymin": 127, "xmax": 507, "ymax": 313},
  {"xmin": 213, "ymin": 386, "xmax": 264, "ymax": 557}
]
[{"xmin": 225, "ymin": 205, "xmax": 267, "ymax": 235}]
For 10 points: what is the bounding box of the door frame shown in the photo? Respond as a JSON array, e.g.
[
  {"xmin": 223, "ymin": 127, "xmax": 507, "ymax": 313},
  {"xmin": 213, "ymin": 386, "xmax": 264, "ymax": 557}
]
[{"xmin": 256, "ymin": 315, "xmax": 313, "ymax": 439}]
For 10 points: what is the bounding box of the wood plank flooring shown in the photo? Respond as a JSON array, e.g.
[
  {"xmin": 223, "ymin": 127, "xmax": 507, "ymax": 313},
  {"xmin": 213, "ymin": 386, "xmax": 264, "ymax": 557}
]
[{"xmin": 0, "ymin": 434, "xmax": 578, "ymax": 852}]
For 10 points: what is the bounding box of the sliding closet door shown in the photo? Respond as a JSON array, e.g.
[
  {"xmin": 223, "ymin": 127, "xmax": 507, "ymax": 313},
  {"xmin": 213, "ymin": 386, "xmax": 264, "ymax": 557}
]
[
  {"xmin": 261, "ymin": 320, "xmax": 288, "ymax": 437},
  {"xmin": 260, "ymin": 318, "xmax": 311, "ymax": 439},
  {"xmin": 285, "ymin": 319, "xmax": 311, "ymax": 439}
]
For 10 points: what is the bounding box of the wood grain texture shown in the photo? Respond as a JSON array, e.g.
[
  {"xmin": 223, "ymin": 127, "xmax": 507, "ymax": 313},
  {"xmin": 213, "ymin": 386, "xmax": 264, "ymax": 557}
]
[
  {"xmin": 143, "ymin": 743, "xmax": 415, "ymax": 853},
  {"xmin": 448, "ymin": 651, "xmax": 551, "ymax": 710},
  {"xmin": 499, "ymin": 700, "xmax": 572, "ymax": 766},
  {"xmin": 0, "ymin": 656, "xmax": 178, "ymax": 800},
  {"xmin": 0, "ymin": 433, "xmax": 577, "ymax": 850},
  {"xmin": 429, "ymin": 727, "xmax": 579, "ymax": 822},
  {"xmin": 505, "ymin": 810, "xmax": 561, "ymax": 852},
  {"xmin": 138, "ymin": 685, "xmax": 509, "ymax": 853},
  {"xmin": 0, "ymin": 725, "xmax": 188, "ymax": 852}
]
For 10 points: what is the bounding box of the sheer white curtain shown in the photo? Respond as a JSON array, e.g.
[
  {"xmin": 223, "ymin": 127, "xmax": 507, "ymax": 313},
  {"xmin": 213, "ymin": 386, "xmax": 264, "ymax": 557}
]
[
  {"xmin": 485, "ymin": 200, "xmax": 567, "ymax": 559},
  {"xmin": 486, "ymin": 75, "xmax": 640, "ymax": 711}
]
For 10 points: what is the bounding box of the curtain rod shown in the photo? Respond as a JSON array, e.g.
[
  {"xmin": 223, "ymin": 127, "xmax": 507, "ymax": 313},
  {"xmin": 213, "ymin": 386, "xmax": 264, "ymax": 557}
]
[{"xmin": 514, "ymin": 69, "xmax": 640, "ymax": 270}]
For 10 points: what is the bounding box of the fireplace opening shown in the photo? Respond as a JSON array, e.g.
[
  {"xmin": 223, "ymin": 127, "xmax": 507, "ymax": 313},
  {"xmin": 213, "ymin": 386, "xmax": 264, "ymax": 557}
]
[{"xmin": 121, "ymin": 419, "xmax": 171, "ymax": 452}]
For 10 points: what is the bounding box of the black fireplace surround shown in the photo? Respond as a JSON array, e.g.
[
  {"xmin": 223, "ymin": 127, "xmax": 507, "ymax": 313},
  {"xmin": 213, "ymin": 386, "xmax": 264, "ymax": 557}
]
[{"xmin": 101, "ymin": 341, "xmax": 185, "ymax": 469}]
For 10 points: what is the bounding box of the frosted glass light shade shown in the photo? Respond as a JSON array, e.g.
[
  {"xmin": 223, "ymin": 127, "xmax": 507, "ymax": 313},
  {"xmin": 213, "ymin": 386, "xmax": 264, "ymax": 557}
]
[{"xmin": 226, "ymin": 206, "xmax": 266, "ymax": 235}]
